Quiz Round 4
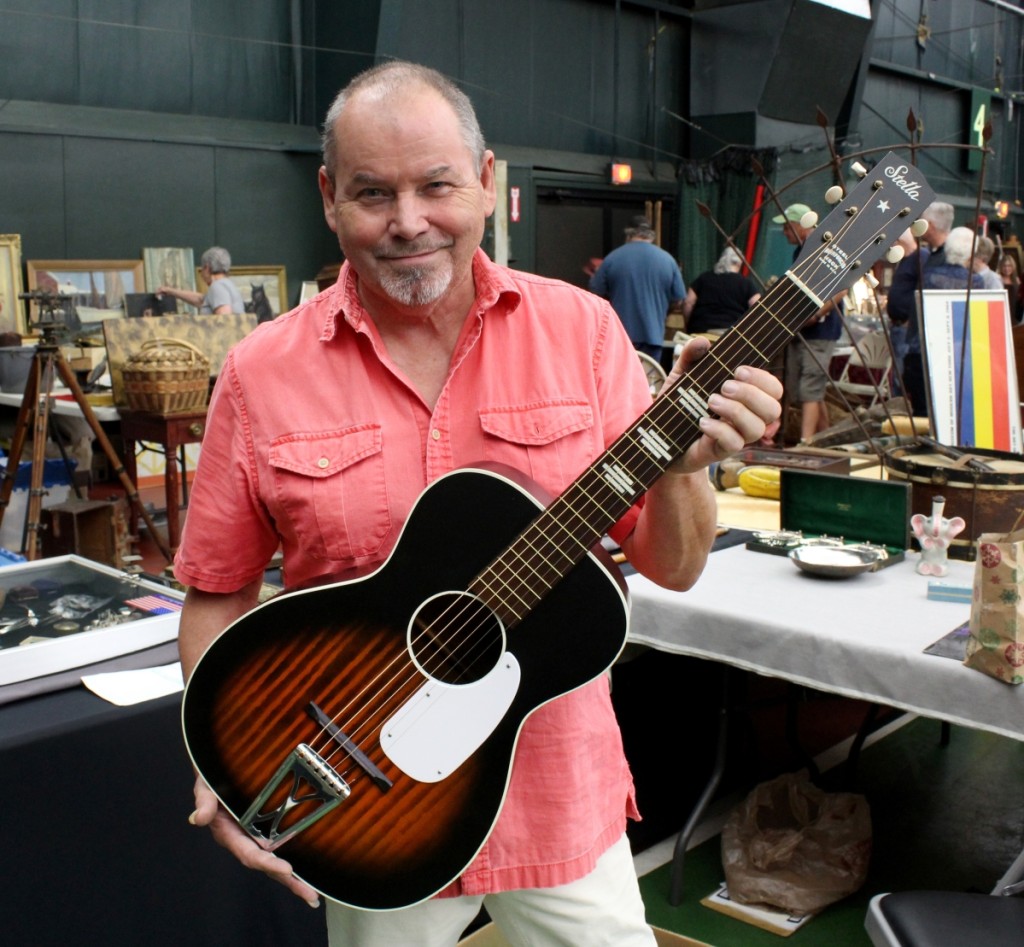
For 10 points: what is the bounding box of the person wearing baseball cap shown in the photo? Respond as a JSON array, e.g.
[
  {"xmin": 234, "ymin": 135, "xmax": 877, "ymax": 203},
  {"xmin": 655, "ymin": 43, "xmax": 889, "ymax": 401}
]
[
  {"xmin": 771, "ymin": 203, "xmax": 812, "ymax": 225},
  {"xmin": 589, "ymin": 216, "xmax": 685, "ymax": 360},
  {"xmin": 777, "ymin": 203, "xmax": 844, "ymax": 443}
]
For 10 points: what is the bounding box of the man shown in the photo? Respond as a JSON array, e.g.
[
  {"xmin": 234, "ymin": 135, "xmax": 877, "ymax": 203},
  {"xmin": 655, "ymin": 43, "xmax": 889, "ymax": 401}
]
[
  {"xmin": 886, "ymin": 201, "xmax": 960, "ymax": 415},
  {"xmin": 589, "ymin": 216, "xmax": 685, "ymax": 360},
  {"xmin": 175, "ymin": 61, "xmax": 781, "ymax": 947},
  {"xmin": 774, "ymin": 203, "xmax": 843, "ymax": 443}
]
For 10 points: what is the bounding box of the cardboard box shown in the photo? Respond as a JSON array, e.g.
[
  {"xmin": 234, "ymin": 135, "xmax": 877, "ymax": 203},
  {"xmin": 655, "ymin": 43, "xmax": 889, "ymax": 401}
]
[{"xmin": 460, "ymin": 924, "xmax": 709, "ymax": 946}]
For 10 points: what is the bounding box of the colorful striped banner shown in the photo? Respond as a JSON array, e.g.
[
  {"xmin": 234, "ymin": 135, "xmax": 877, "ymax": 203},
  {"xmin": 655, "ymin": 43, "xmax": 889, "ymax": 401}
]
[
  {"xmin": 948, "ymin": 297, "xmax": 1012, "ymax": 449},
  {"xmin": 922, "ymin": 290, "xmax": 1022, "ymax": 452}
]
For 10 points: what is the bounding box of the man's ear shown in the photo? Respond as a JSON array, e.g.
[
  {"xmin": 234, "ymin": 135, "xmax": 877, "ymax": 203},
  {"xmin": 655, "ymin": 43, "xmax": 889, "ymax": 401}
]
[
  {"xmin": 479, "ymin": 150, "xmax": 497, "ymax": 218},
  {"xmin": 318, "ymin": 166, "xmax": 339, "ymax": 234}
]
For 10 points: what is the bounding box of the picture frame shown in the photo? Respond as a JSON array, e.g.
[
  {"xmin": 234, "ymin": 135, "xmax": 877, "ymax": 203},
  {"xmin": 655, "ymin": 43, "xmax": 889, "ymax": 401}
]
[
  {"xmin": 299, "ymin": 280, "xmax": 319, "ymax": 304},
  {"xmin": 143, "ymin": 247, "xmax": 196, "ymax": 314},
  {"xmin": 196, "ymin": 264, "xmax": 287, "ymax": 321},
  {"xmin": 0, "ymin": 234, "xmax": 26, "ymax": 336},
  {"xmin": 26, "ymin": 259, "xmax": 144, "ymax": 326},
  {"xmin": 920, "ymin": 289, "xmax": 1022, "ymax": 452}
]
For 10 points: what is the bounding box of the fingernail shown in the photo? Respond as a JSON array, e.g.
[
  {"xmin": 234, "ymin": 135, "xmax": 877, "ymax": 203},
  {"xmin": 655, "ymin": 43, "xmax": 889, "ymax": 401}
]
[
  {"xmin": 188, "ymin": 810, "xmax": 197, "ymax": 825},
  {"xmin": 307, "ymin": 897, "xmax": 321, "ymax": 909}
]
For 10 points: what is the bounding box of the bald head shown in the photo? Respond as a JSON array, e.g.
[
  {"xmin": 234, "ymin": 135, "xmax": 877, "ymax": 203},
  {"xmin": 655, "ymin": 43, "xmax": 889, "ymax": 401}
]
[{"xmin": 321, "ymin": 61, "xmax": 486, "ymax": 180}]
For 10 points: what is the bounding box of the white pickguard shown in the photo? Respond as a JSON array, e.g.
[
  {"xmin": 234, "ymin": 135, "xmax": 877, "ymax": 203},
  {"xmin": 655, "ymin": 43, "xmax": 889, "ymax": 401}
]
[{"xmin": 379, "ymin": 656, "xmax": 521, "ymax": 783}]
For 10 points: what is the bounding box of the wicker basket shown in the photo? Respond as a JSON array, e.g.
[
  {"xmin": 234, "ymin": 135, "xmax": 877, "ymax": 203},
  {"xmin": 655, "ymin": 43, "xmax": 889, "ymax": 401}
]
[{"xmin": 122, "ymin": 338, "xmax": 211, "ymax": 414}]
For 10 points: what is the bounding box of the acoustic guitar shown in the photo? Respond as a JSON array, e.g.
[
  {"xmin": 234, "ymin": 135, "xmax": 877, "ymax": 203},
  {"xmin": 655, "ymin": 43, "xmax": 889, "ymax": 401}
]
[{"xmin": 182, "ymin": 154, "xmax": 934, "ymax": 910}]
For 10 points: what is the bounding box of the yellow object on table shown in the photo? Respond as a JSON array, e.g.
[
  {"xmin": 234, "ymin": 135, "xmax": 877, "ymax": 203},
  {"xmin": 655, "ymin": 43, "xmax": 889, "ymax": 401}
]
[{"xmin": 737, "ymin": 466, "xmax": 781, "ymax": 500}]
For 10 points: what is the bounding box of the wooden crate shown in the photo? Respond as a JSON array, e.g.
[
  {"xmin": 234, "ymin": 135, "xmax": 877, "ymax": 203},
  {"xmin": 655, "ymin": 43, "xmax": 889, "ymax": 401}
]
[{"xmin": 42, "ymin": 498, "xmax": 132, "ymax": 568}]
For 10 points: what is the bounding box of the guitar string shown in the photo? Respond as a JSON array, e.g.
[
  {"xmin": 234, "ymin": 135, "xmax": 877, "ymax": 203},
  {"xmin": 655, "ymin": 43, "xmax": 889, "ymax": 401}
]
[
  {"xmin": 305, "ymin": 192, "xmax": 919, "ymax": 783},
  {"xmin": 307, "ymin": 197, "xmax": 909, "ymax": 779}
]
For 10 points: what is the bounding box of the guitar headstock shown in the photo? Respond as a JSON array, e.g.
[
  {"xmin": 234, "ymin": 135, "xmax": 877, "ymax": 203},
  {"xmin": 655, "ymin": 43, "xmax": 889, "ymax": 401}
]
[{"xmin": 789, "ymin": 153, "xmax": 936, "ymax": 305}]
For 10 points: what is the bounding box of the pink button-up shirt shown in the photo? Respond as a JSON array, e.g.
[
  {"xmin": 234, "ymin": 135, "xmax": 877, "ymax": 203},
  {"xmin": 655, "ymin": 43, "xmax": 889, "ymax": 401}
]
[{"xmin": 176, "ymin": 250, "xmax": 653, "ymax": 894}]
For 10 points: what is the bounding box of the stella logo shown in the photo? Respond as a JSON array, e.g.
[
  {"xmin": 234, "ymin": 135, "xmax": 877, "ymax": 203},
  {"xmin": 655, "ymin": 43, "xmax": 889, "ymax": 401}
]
[{"xmin": 882, "ymin": 164, "xmax": 923, "ymax": 201}]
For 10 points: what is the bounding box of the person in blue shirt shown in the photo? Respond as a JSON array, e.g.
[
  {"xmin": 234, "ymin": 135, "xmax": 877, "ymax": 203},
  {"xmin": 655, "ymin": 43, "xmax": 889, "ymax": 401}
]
[{"xmin": 589, "ymin": 217, "xmax": 685, "ymax": 361}]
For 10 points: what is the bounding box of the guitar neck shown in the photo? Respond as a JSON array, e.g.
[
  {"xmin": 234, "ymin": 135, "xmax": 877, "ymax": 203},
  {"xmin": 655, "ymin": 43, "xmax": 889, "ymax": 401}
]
[{"xmin": 469, "ymin": 152, "xmax": 935, "ymax": 627}]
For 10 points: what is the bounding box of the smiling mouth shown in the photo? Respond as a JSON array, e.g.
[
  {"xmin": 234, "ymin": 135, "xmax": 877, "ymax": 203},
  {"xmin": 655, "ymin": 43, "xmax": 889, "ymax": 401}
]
[{"xmin": 376, "ymin": 242, "xmax": 452, "ymax": 262}]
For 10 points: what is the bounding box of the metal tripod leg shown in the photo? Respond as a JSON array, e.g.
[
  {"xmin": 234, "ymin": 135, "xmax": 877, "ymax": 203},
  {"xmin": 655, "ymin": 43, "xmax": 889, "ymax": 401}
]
[{"xmin": 0, "ymin": 340, "xmax": 173, "ymax": 563}]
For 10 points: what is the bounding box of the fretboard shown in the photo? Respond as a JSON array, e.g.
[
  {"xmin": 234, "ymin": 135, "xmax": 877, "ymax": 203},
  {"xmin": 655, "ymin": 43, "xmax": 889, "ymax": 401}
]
[{"xmin": 470, "ymin": 271, "xmax": 821, "ymax": 628}]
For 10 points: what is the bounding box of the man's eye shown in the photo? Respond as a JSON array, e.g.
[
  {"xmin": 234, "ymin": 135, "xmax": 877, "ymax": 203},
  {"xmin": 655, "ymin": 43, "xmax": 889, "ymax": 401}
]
[
  {"xmin": 358, "ymin": 188, "xmax": 388, "ymax": 201},
  {"xmin": 424, "ymin": 181, "xmax": 454, "ymax": 195}
]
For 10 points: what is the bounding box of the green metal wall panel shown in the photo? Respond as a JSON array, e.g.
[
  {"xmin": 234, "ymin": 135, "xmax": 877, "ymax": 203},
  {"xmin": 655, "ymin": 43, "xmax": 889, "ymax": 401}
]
[
  {"xmin": 0, "ymin": 134, "xmax": 67, "ymax": 260},
  {"xmin": 61, "ymin": 137, "xmax": 216, "ymax": 260}
]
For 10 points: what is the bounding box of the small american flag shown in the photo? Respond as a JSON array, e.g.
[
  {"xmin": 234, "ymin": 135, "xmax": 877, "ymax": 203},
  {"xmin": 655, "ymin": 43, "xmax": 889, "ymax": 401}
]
[{"xmin": 125, "ymin": 594, "xmax": 184, "ymax": 614}]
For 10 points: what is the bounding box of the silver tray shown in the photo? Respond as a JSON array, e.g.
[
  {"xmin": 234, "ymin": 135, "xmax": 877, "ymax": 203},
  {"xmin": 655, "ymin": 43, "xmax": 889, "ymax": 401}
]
[{"xmin": 788, "ymin": 544, "xmax": 883, "ymax": 579}]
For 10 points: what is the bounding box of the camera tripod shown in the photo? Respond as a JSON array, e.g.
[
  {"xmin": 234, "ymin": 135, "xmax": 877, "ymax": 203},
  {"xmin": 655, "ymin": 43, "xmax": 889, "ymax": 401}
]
[{"xmin": 0, "ymin": 317, "xmax": 172, "ymax": 563}]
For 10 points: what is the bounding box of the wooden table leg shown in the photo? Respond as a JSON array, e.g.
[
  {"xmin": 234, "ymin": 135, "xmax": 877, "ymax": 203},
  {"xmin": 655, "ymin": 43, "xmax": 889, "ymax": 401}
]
[{"xmin": 164, "ymin": 436, "xmax": 181, "ymax": 551}]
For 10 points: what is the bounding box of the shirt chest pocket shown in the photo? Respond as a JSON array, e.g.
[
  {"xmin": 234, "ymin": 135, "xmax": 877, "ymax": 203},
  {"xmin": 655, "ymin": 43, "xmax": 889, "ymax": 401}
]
[
  {"xmin": 478, "ymin": 401, "xmax": 595, "ymax": 494},
  {"xmin": 269, "ymin": 425, "xmax": 390, "ymax": 563}
]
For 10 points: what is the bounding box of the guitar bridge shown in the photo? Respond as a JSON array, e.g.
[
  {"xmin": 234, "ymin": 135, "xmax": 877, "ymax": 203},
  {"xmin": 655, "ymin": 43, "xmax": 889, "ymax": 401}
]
[{"xmin": 241, "ymin": 743, "xmax": 350, "ymax": 850}]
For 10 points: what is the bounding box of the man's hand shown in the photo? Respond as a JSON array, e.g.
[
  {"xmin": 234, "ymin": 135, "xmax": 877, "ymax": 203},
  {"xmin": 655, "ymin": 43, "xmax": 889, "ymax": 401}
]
[
  {"xmin": 658, "ymin": 336, "xmax": 783, "ymax": 474},
  {"xmin": 190, "ymin": 776, "xmax": 322, "ymax": 909}
]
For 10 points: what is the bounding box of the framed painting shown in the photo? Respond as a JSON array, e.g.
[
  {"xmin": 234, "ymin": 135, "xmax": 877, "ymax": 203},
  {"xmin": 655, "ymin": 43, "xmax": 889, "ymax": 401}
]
[
  {"xmin": 143, "ymin": 247, "xmax": 196, "ymax": 314},
  {"xmin": 921, "ymin": 289, "xmax": 1022, "ymax": 452},
  {"xmin": 0, "ymin": 235, "xmax": 26, "ymax": 336},
  {"xmin": 196, "ymin": 264, "xmax": 287, "ymax": 321},
  {"xmin": 26, "ymin": 259, "xmax": 144, "ymax": 326}
]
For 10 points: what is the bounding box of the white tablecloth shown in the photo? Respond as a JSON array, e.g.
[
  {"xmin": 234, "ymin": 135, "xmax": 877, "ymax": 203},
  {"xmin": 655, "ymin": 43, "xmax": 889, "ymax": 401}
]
[{"xmin": 626, "ymin": 545, "xmax": 1024, "ymax": 742}]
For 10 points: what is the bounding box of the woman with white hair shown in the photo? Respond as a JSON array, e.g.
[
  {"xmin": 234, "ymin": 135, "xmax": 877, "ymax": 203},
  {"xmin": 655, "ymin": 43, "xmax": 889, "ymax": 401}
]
[
  {"xmin": 158, "ymin": 246, "xmax": 245, "ymax": 314},
  {"xmin": 681, "ymin": 246, "xmax": 760, "ymax": 334},
  {"xmin": 922, "ymin": 227, "xmax": 985, "ymax": 292}
]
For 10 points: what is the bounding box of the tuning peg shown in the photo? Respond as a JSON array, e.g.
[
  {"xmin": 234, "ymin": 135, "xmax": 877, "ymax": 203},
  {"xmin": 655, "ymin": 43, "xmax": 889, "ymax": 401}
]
[
  {"xmin": 886, "ymin": 246, "xmax": 906, "ymax": 264},
  {"xmin": 800, "ymin": 210, "xmax": 819, "ymax": 229},
  {"xmin": 910, "ymin": 219, "xmax": 929, "ymax": 237},
  {"xmin": 824, "ymin": 185, "xmax": 845, "ymax": 205},
  {"xmin": 866, "ymin": 272, "xmax": 880, "ymax": 288},
  {"xmin": 850, "ymin": 161, "xmax": 868, "ymax": 178}
]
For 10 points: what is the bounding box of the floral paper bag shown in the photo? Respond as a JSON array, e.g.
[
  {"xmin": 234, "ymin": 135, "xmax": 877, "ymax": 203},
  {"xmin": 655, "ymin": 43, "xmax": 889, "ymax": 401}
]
[{"xmin": 964, "ymin": 521, "xmax": 1024, "ymax": 684}]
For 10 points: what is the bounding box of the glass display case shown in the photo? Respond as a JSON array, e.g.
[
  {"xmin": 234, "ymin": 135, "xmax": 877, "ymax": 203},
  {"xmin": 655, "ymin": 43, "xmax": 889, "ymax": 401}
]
[{"xmin": 0, "ymin": 555, "xmax": 182, "ymax": 685}]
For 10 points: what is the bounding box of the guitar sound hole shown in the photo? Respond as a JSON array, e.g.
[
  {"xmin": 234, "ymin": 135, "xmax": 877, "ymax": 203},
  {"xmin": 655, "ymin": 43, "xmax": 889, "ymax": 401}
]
[{"xmin": 408, "ymin": 591, "xmax": 505, "ymax": 686}]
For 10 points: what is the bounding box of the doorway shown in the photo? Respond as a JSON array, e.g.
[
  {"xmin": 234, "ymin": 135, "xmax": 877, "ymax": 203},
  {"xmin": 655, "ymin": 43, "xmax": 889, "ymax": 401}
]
[{"xmin": 534, "ymin": 186, "xmax": 677, "ymax": 290}]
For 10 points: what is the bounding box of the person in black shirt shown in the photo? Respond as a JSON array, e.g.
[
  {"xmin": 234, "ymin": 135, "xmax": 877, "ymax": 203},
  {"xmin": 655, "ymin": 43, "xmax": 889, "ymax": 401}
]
[{"xmin": 681, "ymin": 247, "xmax": 760, "ymax": 335}]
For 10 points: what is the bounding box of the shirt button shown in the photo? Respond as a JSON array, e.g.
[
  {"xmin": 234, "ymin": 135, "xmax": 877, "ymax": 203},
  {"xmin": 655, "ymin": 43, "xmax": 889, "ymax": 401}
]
[
  {"xmin": 317, "ymin": 457, "xmax": 330, "ymax": 468},
  {"xmin": 431, "ymin": 429, "xmax": 441, "ymax": 440}
]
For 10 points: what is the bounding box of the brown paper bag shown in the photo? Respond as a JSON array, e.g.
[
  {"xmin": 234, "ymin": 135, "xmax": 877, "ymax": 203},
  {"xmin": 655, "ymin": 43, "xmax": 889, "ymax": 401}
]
[{"xmin": 964, "ymin": 515, "xmax": 1024, "ymax": 685}]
